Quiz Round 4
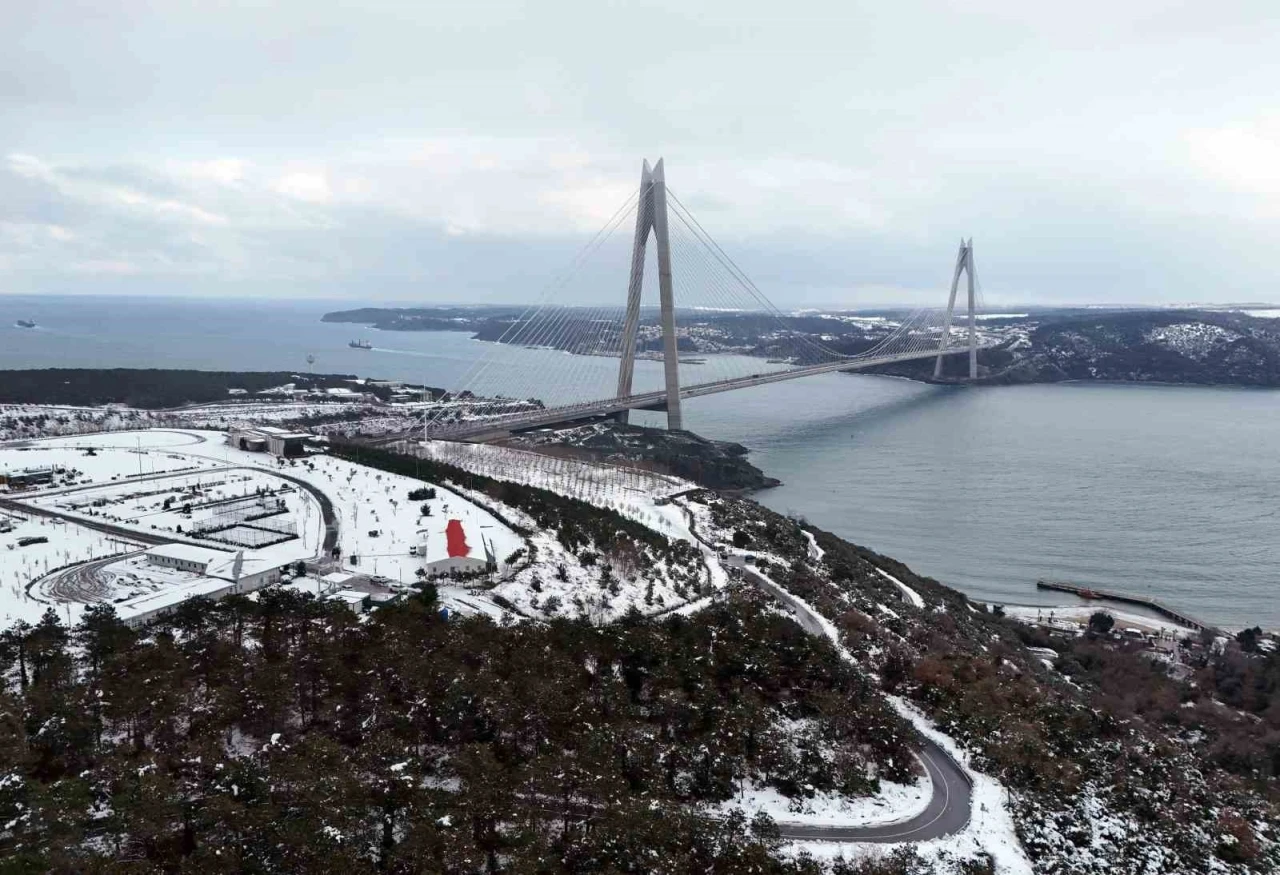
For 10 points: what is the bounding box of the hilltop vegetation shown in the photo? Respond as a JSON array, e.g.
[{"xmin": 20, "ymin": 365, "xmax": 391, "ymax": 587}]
[
  {"xmin": 698, "ymin": 493, "xmax": 1280, "ymax": 873},
  {"xmin": 0, "ymin": 591, "xmax": 919, "ymax": 872},
  {"xmin": 0, "ymin": 369, "xmax": 399, "ymax": 409}
]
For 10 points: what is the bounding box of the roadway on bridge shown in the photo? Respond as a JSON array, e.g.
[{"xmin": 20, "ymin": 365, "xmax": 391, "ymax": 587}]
[
  {"xmin": 742, "ymin": 567, "xmax": 972, "ymax": 842},
  {"xmin": 413, "ymin": 346, "xmax": 981, "ymax": 444}
]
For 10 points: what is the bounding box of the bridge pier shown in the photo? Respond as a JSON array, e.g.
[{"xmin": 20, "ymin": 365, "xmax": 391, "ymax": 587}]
[
  {"xmin": 615, "ymin": 158, "xmax": 683, "ymax": 430},
  {"xmin": 934, "ymin": 239, "xmax": 978, "ymax": 381}
]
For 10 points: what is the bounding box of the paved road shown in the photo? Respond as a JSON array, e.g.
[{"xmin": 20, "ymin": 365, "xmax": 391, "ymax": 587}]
[
  {"xmin": 0, "ymin": 497, "xmax": 173, "ymax": 547},
  {"xmin": 741, "ymin": 567, "xmax": 972, "ymax": 842}
]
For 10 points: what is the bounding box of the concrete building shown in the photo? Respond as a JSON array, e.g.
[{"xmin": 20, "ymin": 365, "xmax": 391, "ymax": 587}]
[
  {"xmin": 0, "ymin": 467, "xmax": 57, "ymax": 491},
  {"xmin": 144, "ymin": 544, "xmax": 279, "ymax": 592},
  {"xmin": 226, "ymin": 426, "xmax": 312, "ymax": 457},
  {"xmin": 423, "ymin": 518, "xmax": 493, "ymax": 576}
]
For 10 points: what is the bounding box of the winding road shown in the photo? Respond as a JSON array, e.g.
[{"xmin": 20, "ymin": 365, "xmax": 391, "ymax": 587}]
[{"xmin": 742, "ymin": 567, "xmax": 973, "ymax": 842}]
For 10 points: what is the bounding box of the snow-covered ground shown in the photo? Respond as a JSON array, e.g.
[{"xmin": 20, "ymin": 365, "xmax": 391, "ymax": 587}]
[
  {"xmin": 414, "ymin": 439, "xmax": 728, "ymax": 622},
  {"xmin": 417, "ymin": 440, "xmax": 688, "ymax": 507},
  {"xmin": 0, "ymin": 508, "xmax": 145, "ymax": 627},
  {"xmin": 0, "ymin": 428, "xmax": 526, "ymax": 622},
  {"xmin": 276, "ymin": 453, "xmax": 524, "ymax": 585},
  {"xmin": 877, "ymin": 568, "xmax": 925, "ymax": 609},
  {"xmin": 717, "ymin": 771, "xmax": 930, "ymax": 828},
  {"xmin": 1002, "ymin": 603, "xmax": 1192, "ymax": 638},
  {"xmin": 0, "ymin": 431, "xmax": 217, "ymax": 492},
  {"xmin": 29, "ymin": 468, "xmax": 319, "ymax": 554},
  {"xmin": 1143, "ymin": 323, "xmax": 1241, "ymax": 360}
]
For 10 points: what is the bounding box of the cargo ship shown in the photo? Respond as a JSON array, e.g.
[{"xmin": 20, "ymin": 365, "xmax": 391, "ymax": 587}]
[{"xmin": 348, "ymin": 339, "xmax": 372, "ymax": 350}]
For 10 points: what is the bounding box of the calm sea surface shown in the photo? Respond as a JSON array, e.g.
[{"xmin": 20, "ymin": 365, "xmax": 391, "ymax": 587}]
[{"xmin": 3, "ymin": 295, "xmax": 1278, "ymax": 628}]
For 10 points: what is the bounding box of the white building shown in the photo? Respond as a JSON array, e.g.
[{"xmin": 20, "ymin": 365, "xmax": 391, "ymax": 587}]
[
  {"xmin": 144, "ymin": 544, "xmax": 279, "ymax": 592},
  {"xmin": 145, "ymin": 544, "xmax": 228, "ymax": 574},
  {"xmin": 327, "ymin": 589, "xmax": 371, "ymax": 613}
]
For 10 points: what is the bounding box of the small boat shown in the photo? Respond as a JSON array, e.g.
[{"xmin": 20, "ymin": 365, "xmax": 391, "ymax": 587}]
[
  {"xmin": 348, "ymin": 339, "xmax": 372, "ymax": 350},
  {"xmin": 15, "ymin": 319, "xmax": 36, "ymax": 329}
]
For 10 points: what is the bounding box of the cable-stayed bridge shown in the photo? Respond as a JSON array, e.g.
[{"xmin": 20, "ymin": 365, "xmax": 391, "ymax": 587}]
[{"xmin": 415, "ymin": 158, "xmax": 991, "ymax": 443}]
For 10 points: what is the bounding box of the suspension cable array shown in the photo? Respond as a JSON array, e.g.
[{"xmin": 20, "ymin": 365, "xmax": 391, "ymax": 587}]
[{"xmin": 415, "ymin": 164, "xmax": 982, "ymax": 441}]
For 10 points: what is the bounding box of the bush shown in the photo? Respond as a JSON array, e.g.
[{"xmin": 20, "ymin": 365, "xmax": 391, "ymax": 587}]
[{"xmin": 1087, "ymin": 611, "xmax": 1114, "ymax": 635}]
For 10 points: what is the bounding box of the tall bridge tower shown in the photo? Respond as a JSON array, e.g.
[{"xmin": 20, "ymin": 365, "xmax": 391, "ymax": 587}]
[
  {"xmin": 615, "ymin": 159, "xmax": 683, "ymax": 430},
  {"xmin": 934, "ymin": 239, "xmax": 979, "ymax": 380}
]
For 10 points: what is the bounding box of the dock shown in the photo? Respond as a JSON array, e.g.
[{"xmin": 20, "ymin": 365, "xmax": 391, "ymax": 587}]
[{"xmin": 1035, "ymin": 580, "xmax": 1219, "ymax": 634}]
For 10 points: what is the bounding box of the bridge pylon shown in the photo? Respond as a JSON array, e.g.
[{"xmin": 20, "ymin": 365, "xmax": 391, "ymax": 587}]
[
  {"xmin": 933, "ymin": 238, "xmax": 979, "ymax": 381},
  {"xmin": 615, "ymin": 158, "xmax": 683, "ymax": 430}
]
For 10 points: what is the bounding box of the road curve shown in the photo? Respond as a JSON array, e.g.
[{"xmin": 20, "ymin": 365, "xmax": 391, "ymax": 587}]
[{"xmin": 741, "ymin": 567, "xmax": 972, "ymax": 843}]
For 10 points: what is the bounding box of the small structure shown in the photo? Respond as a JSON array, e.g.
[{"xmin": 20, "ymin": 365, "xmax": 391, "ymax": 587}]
[
  {"xmin": 226, "ymin": 426, "xmax": 312, "ymax": 458},
  {"xmin": 328, "ymin": 589, "xmax": 370, "ymax": 613},
  {"xmin": 320, "ymin": 570, "xmax": 366, "ymax": 592},
  {"xmin": 422, "ymin": 518, "xmax": 493, "ymax": 576}
]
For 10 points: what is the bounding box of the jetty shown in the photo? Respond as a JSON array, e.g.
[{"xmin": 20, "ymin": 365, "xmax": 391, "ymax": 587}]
[{"xmin": 1036, "ymin": 580, "xmax": 1219, "ymax": 634}]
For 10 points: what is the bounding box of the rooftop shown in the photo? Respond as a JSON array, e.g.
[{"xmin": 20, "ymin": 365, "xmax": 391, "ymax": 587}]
[
  {"xmin": 206, "ymin": 552, "xmax": 276, "ymax": 582},
  {"xmin": 444, "ymin": 519, "xmax": 471, "ymax": 558},
  {"xmin": 145, "ymin": 543, "xmax": 229, "ymax": 567}
]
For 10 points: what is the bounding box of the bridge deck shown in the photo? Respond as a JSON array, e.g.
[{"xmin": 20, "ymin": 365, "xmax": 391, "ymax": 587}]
[{"xmin": 418, "ymin": 346, "xmax": 973, "ymax": 443}]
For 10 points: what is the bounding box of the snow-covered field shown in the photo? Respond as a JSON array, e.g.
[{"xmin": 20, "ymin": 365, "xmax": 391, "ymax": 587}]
[
  {"xmin": 0, "ymin": 508, "xmax": 145, "ymax": 627},
  {"xmin": 0, "ymin": 430, "xmax": 216, "ymax": 492},
  {"xmin": 0, "ymin": 428, "xmax": 527, "ymax": 623},
  {"xmin": 28, "ymin": 468, "xmax": 324, "ymax": 565},
  {"xmin": 1143, "ymin": 323, "xmax": 1242, "ymax": 360},
  {"xmin": 271, "ymin": 453, "xmax": 524, "ymax": 585},
  {"xmin": 416, "ymin": 440, "xmax": 688, "ymax": 507},
  {"xmin": 718, "ymin": 771, "xmax": 930, "ymax": 828}
]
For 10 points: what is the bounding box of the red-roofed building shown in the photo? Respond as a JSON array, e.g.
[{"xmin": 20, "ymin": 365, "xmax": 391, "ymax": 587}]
[{"xmin": 422, "ymin": 519, "xmax": 492, "ymax": 576}]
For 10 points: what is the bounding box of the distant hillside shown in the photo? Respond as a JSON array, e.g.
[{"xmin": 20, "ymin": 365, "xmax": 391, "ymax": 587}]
[
  {"xmin": 321, "ymin": 307, "xmax": 523, "ymax": 333},
  {"xmin": 880, "ymin": 310, "xmax": 1280, "ymax": 387},
  {"xmin": 326, "ymin": 304, "xmax": 1280, "ymax": 389},
  {"xmin": 0, "ymin": 369, "xmax": 382, "ymax": 409}
]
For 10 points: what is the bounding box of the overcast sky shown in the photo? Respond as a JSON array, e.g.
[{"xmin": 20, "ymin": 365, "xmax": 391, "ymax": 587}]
[{"xmin": 4, "ymin": 1, "xmax": 1279, "ymax": 307}]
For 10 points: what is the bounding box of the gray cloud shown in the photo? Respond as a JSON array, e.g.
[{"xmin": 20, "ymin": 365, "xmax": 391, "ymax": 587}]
[{"xmin": 3, "ymin": 1, "xmax": 1280, "ymax": 306}]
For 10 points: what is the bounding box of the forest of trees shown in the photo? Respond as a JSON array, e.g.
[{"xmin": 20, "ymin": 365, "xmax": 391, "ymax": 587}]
[{"xmin": 0, "ymin": 589, "xmax": 921, "ymax": 872}]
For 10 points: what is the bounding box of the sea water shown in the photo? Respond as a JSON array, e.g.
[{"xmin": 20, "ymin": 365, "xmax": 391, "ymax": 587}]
[{"xmin": 3, "ymin": 295, "xmax": 1277, "ymax": 628}]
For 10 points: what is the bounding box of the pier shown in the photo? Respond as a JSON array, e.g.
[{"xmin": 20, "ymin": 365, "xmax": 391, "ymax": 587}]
[{"xmin": 1035, "ymin": 580, "xmax": 1219, "ymax": 634}]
